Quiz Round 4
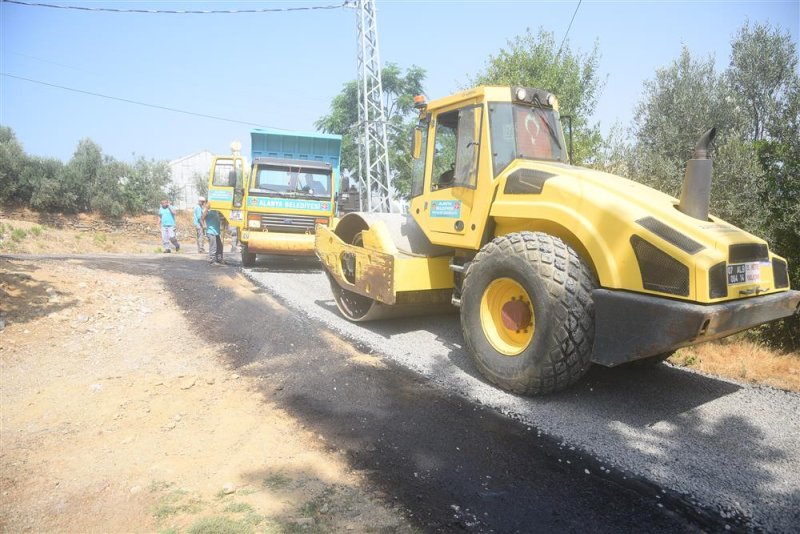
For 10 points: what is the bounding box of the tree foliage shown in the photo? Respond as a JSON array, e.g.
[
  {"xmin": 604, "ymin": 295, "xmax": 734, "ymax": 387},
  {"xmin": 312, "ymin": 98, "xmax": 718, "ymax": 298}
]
[
  {"xmin": 0, "ymin": 127, "xmax": 172, "ymax": 217},
  {"xmin": 193, "ymin": 171, "xmax": 209, "ymax": 199},
  {"xmin": 727, "ymin": 22, "xmax": 798, "ymax": 142},
  {"xmin": 630, "ymin": 48, "xmax": 742, "ymax": 193},
  {"xmin": 469, "ymin": 27, "xmax": 604, "ymax": 164},
  {"xmin": 0, "ymin": 126, "xmax": 26, "ymax": 204},
  {"xmin": 315, "ymin": 63, "xmax": 426, "ymax": 196}
]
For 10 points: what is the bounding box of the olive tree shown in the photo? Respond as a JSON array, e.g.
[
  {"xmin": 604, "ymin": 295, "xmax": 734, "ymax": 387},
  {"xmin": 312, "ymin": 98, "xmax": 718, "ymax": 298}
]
[{"xmin": 469, "ymin": 27, "xmax": 605, "ymax": 165}]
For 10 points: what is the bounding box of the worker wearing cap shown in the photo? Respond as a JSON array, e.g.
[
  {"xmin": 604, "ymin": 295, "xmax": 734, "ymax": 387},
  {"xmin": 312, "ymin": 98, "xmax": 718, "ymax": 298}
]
[{"xmin": 194, "ymin": 196, "xmax": 207, "ymax": 254}]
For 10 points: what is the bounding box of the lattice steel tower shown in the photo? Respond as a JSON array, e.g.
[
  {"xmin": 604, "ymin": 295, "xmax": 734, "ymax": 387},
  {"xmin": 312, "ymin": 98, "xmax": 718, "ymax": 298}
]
[{"xmin": 354, "ymin": 0, "xmax": 393, "ymax": 212}]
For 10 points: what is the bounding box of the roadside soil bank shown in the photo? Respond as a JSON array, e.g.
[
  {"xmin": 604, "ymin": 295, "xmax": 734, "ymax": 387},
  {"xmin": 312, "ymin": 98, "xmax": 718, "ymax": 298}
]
[{"xmin": 0, "ymin": 209, "xmax": 198, "ymax": 255}]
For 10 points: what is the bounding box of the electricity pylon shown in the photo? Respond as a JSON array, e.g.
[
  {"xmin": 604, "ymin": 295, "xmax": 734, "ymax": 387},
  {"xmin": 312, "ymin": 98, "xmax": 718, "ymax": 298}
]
[{"xmin": 353, "ymin": 0, "xmax": 393, "ymax": 212}]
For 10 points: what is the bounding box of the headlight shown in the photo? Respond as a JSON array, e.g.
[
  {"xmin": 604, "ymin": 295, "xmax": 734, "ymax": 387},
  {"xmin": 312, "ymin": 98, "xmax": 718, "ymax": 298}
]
[{"xmin": 248, "ymin": 219, "xmax": 261, "ymax": 229}]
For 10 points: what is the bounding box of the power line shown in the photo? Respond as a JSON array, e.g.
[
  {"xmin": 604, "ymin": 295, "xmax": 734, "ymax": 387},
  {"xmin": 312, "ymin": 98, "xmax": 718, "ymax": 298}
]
[
  {"xmin": 556, "ymin": 0, "xmax": 582, "ymax": 57},
  {"xmin": 0, "ymin": 0, "xmax": 350, "ymax": 14},
  {"xmin": 1, "ymin": 72, "xmax": 281, "ymax": 128}
]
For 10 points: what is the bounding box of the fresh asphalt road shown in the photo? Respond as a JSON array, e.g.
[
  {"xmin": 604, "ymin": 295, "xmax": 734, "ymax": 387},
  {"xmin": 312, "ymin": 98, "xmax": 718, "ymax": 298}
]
[{"xmin": 239, "ymin": 254, "xmax": 800, "ymax": 533}]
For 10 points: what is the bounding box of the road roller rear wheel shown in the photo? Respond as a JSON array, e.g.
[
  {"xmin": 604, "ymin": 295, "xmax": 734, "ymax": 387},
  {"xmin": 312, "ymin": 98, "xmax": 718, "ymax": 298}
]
[
  {"xmin": 460, "ymin": 232, "xmax": 597, "ymax": 395},
  {"xmin": 329, "ymin": 274, "xmax": 377, "ymax": 321},
  {"xmin": 329, "ymin": 230, "xmax": 382, "ymax": 322}
]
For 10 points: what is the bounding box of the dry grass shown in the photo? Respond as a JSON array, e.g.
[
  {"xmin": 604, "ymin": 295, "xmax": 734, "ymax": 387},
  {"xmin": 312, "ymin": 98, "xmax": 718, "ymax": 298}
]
[
  {"xmin": 670, "ymin": 336, "xmax": 800, "ymax": 392},
  {"xmin": 0, "ymin": 211, "xmax": 196, "ymax": 255}
]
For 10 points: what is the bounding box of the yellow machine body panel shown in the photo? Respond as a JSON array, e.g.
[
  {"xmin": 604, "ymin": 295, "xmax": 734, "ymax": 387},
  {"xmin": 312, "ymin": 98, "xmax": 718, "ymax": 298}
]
[
  {"xmin": 316, "ymin": 222, "xmax": 453, "ymax": 305},
  {"xmin": 486, "ymin": 159, "xmax": 787, "ymax": 304},
  {"xmin": 243, "ymin": 199, "xmax": 332, "ymax": 256},
  {"xmin": 404, "ymin": 86, "xmax": 791, "ymax": 306},
  {"xmin": 241, "ymin": 229, "xmax": 317, "ymax": 256},
  {"xmin": 207, "ymin": 155, "xmax": 247, "ymax": 230}
]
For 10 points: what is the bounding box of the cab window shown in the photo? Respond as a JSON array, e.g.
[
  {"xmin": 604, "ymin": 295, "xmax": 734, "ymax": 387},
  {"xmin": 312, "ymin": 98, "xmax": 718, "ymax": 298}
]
[
  {"xmin": 410, "ymin": 119, "xmax": 429, "ymax": 198},
  {"xmin": 431, "ymin": 105, "xmax": 482, "ymax": 191},
  {"xmin": 212, "ymin": 160, "xmax": 236, "ymax": 187}
]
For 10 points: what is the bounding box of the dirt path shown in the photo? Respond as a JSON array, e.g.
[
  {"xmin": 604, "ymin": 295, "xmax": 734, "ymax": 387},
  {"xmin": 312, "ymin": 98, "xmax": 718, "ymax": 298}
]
[{"xmin": 0, "ymin": 255, "xmax": 412, "ymax": 533}]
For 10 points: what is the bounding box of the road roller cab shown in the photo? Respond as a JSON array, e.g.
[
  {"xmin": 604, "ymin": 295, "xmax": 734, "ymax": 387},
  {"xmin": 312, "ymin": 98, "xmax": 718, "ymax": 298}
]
[{"xmin": 315, "ymin": 86, "xmax": 800, "ymax": 395}]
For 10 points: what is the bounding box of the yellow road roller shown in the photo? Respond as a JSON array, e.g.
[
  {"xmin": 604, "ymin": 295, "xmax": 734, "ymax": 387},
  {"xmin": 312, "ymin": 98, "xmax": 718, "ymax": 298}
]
[{"xmin": 315, "ymin": 86, "xmax": 800, "ymax": 395}]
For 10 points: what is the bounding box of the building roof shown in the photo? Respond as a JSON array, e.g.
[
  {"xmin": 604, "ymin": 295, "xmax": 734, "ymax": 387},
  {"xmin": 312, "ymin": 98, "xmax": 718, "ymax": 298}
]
[{"xmin": 168, "ymin": 150, "xmax": 214, "ymax": 166}]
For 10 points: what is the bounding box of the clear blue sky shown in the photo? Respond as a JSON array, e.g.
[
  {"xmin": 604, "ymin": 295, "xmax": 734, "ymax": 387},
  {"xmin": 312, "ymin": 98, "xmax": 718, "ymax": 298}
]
[{"xmin": 1, "ymin": 0, "xmax": 798, "ymax": 164}]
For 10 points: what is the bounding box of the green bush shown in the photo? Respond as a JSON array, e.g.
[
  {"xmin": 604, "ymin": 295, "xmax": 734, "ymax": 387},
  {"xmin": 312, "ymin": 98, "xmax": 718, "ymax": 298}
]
[
  {"xmin": 1, "ymin": 126, "xmax": 171, "ymax": 217},
  {"xmin": 10, "ymin": 227, "xmax": 26, "ymax": 242}
]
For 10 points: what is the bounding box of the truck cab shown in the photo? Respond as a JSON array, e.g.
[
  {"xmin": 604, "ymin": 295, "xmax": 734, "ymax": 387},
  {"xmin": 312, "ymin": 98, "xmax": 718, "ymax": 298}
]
[{"xmin": 207, "ymin": 129, "xmax": 342, "ymax": 266}]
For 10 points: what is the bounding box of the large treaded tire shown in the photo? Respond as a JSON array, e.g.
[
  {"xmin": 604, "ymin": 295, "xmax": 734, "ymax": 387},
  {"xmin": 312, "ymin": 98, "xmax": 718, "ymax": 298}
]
[{"xmin": 460, "ymin": 232, "xmax": 597, "ymax": 395}]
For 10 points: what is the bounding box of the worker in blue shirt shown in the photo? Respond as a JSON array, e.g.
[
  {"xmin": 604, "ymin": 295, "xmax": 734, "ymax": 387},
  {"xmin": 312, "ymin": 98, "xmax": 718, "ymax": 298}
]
[
  {"xmin": 193, "ymin": 197, "xmax": 206, "ymax": 253},
  {"xmin": 158, "ymin": 199, "xmax": 180, "ymax": 253},
  {"xmin": 201, "ymin": 203, "xmax": 223, "ymax": 265}
]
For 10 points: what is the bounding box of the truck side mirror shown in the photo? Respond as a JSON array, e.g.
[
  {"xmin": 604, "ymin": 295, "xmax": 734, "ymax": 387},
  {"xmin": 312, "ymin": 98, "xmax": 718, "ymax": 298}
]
[{"xmin": 411, "ymin": 128, "xmax": 422, "ymax": 160}]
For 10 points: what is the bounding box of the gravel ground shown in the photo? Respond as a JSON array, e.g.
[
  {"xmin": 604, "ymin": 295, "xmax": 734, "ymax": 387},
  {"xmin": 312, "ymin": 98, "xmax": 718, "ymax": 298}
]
[{"xmin": 243, "ymin": 256, "xmax": 800, "ymax": 532}]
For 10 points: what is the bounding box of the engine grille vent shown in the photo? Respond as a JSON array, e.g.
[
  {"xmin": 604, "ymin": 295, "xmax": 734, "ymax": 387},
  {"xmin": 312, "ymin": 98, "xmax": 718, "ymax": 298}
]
[
  {"xmin": 773, "ymin": 258, "xmax": 789, "ymax": 289},
  {"xmin": 261, "ymin": 214, "xmax": 317, "ymax": 234},
  {"xmin": 729, "ymin": 243, "xmax": 769, "ymax": 264},
  {"xmin": 630, "ymin": 235, "xmax": 690, "ymax": 297},
  {"xmin": 636, "ymin": 217, "xmax": 704, "ymax": 254}
]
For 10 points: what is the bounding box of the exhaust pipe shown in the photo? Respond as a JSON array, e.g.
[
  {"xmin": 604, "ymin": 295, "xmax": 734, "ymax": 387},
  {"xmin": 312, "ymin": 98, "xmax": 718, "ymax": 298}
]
[{"xmin": 678, "ymin": 127, "xmax": 716, "ymax": 221}]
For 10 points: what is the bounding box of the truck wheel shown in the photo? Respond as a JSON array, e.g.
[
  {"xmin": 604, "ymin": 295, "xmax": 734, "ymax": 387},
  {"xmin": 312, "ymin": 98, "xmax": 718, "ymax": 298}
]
[
  {"xmin": 460, "ymin": 232, "xmax": 597, "ymax": 395},
  {"xmin": 241, "ymin": 245, "xmax": 256, "ymax": 267}
]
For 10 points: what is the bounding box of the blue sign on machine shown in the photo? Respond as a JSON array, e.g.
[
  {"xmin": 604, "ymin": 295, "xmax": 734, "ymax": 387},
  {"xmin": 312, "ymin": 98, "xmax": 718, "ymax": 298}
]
[
  {"xmin": 430, "ymin": 200, "xmax": 461, "ymax": 218},
  {"xmin": 209, "ymin": 189, "xmax": 233, "ymax": 202},
  {"xmin": 248, "ymin": 197, "xmax": 330, "ymax": 212}
]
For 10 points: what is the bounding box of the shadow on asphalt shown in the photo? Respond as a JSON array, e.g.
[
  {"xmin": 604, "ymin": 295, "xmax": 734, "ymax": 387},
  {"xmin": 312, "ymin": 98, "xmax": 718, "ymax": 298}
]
[
  {"xmin": 313, "ymin": 289, "xmax": 742, "ymax": 427},
  {"xmin": 57, "ymin": 254, "xmax": 779, "ymax": 531}
]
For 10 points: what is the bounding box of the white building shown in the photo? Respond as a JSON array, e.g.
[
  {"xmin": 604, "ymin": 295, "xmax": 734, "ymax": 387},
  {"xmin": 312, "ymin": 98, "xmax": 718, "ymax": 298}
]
[{"xmin": 168, "ymin": 150, "xmax": 214, "ymax": 210}]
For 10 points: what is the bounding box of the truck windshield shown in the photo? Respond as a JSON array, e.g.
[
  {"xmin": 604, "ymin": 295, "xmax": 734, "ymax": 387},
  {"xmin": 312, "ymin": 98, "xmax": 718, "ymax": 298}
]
[
  {"xmin": 251, "ymin": 166, "xmax": 331, "ymax": 198},
  {"xmin": 488, "ymin": 102, "xmax": 568, "ymax": 176}
]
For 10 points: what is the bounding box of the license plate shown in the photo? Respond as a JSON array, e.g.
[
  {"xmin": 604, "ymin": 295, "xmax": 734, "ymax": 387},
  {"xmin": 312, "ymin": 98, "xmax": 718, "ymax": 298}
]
[{"xmin": 727, "ymin": 262, "xmax": 761, "ymax": 285}]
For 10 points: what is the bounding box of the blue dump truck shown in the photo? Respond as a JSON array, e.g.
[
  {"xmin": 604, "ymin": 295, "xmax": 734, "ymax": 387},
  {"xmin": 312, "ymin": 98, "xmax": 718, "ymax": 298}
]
[{"xmin": 207, "ymin": 129, "xmax": 342, "ymax": 266}]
